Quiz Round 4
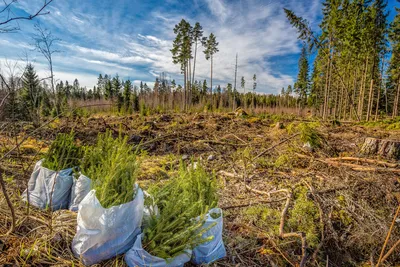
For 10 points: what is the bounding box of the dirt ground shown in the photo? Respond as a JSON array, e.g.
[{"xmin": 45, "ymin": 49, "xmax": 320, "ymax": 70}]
[{"xmin": 0, "ymin": 113, "xmax": 400, "ymax": 266}]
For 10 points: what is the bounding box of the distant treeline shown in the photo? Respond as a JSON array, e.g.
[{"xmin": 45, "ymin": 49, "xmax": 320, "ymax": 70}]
[{"xmin": 0, "ymin": 65, "xmax": 301, "ymax": 124}]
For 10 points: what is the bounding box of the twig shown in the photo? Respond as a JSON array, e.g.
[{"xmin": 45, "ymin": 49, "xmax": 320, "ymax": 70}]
[
  {"xmin": 199, "ymin": 139, "xmax": 248, "ymax": 147},
  {"xmin": 304, "ymin": 180, "xmax": 325, "ymax": 262},
  {"xmin": 327, "ymin": 157, "xmax": 398, "ymax": 168},
  {"xmin": 221, "ymin": 197, "xmax": 287, "ymax": 209},
  {"xmin": 218, "ymin": 170, "xmax": 309, "ymax": 266},
  {"xmin": 278, "ymin": 189, "xmax": 308, "ymax": 267},
  {"xmin": 0, "ymin": 0, "xmax": 53, "ymax": 26},
  {"xmin": 380, "ymin": 239, "xmax": 400, "ymax": 264},
  {"xmin": 376, "ymin": 203, "xmax": 400, "ymax": 266},
  {"xmin": 253, "ymin": 133, "xmax": 299, "ymax": 161},
  {"xmin": 296, "ymin": 153, "xmax": 400, "ymax": 173},
  {"xmin": 0, "ymin": 170, "xmax": 15, "ymax": 234}
]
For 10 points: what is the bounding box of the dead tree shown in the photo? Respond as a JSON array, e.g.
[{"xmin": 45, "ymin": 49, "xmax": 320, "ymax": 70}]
[{"xmin": 33, "ymin": 23, "xmax": 60, "ymax": 114}]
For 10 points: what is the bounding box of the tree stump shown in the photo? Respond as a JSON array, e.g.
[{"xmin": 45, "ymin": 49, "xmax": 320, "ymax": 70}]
[{"xmin": 360, "ymin": 137, "xmax": 400, "ymax": 160}]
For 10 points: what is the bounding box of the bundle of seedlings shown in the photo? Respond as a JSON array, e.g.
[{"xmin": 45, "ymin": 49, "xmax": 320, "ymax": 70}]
[
  {"xmin": 72, "ymin": 130, "xmax": 144, "ymax": 265},
  {"xmin": 80, "ymin": 130, "xmax": 140, "ymax": 208},
  {"xmin": 42, "ymin": 131, "xmax": 82, "ymax": 170},
  {"xmin": 142, "ymin": 161, "xmax": 219, "ymax": 259},
  {"xmin": 152, "ymin": 162, "xmax": 218, "ymax": 214},
  {"xmin": 22, "ymin": 131, "xmax": 82, "ymax": 210}
]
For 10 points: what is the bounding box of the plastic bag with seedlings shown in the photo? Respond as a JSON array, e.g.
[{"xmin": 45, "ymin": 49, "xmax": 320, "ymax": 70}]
[
  {"xmin": 125, "ymin": 234, "xmax": 191, "ymax": 267},
  {"xmin": 69, "ymin": 173, "xmax": 92, "ymax": 212},
  {"xmin": 22, "ymin": 132, "xmax": 82, "ymax": 210},
  {"xmin": 21, "ymin": 159, "xmax": 74, "ymax": 210},
  {"xmin": 80, "ymin": 130, "xmax": 140, "ymax": 208},
  {"xmin": 72, "ymin": 184, "xmax": 144, "ymax": 266},
  {"xmin": 191, "ymin": 208, "xmax": 226, "ymax": 264},
  {"xmin": 125, "ymin": 161, "xmax": 220, "ymax": 267}
]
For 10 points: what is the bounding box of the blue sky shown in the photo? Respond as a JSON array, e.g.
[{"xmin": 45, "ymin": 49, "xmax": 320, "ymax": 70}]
[{"xmin": 0, "ymin": 0, "xmax": 399, "ymax": 93}]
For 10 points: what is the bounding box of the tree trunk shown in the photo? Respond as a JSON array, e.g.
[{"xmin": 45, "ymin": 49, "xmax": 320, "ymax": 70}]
[
  {"xmin": 188, "ymin": 58, "xmax": 192, "ymax": 108},
  {"xmin": 192, "ymin": 41, "xmax": 197, "ymax": 87},
  {"xmin": 350, "ymin": 70, "xmax": 358, "ymax": 120},
  {"xmin": 360, "ymin": 137, "xmax": 400, "ymax": 160},
  {"xmin": 375, "ymin": 82, "xmax": 381, "ymax": 121},
  {"xmin": 183, "ymin": 63, "xmax": 187, "ymax": 112},
  {"xmin": 358, "ymin": 56, "xmax": 369, "ymax": 120},
  {"xmin": 210, "ymin": 56, "xmax": 213, "ymax": 103},
  {"xmin": 323, "ymin": 54, "xmax": 331, "ymax": 121},
  {"xmin": 366, "ymin": 79, "xmax": 374, "ymax": 121},
  {"xmin": 393, "ymin": 78, "xmax": 400, "ymax": 118}
]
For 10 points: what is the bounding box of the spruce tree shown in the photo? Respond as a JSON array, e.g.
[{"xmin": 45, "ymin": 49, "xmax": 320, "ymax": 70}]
[
  {"xmin": 123, "ymin": 80, "xmax": 132, "ymax": 112},
  {"xmin": 295, "ymin": 45, "xmax": 310, "ymax": 108},
  {"xmin": 20, "ymin": 63, "xmax": 42, "ymax": 125},
  {"xmin": 112, "ymin": 75, "xmax": 122, "ymax": 99}
]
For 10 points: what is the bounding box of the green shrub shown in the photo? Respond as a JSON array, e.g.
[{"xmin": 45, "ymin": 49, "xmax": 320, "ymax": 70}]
[
  {"xmin": 287, "ymin": 187, "xmax": 320, "ymax": 248},
  {"xmin": 288, "ymin": 122, "xmax": 322, "ymax": 148}
]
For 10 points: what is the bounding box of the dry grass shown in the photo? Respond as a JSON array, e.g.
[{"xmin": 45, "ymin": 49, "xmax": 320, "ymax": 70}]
[{"xmin": 1, "ymin": 112, "xmax": 400, "ymax": 266}]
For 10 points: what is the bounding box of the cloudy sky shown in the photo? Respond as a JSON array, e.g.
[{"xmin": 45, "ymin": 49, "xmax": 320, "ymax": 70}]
[{"xmin": 0, "ymin": 0, "xmax": 399, "ymax": 93}]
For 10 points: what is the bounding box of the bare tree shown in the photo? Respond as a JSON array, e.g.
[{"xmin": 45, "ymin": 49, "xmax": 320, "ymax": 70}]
[
  {"xmin": 33, "ymin": 23, "xmax": 60, "ymax": 113},
  {"xmin": 0, "ymin": 0, "xmax": 54, "ymax": 33}
]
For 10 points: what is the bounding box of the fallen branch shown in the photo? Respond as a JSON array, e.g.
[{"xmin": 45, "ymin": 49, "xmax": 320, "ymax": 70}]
[
  {"xmin": 380, "ymin": 239, "xmax": 400, "ymax": 264},
  {"xmin": 327, "ymin": 157, "xmax": 398, "ymax": 168},
  {"xmin": 278, "ymin": 190, "xmax": 308, "ymax": 267},
  {"xmin": 199, "ymin": 139, "xmax": 248, "ymax": 147},
  {"xmin": 295, "ymin": 153, "xmax": 400, "ymax": 173},
  {"xmin": 221, "ymin": 197, "xmax": 287, "ymax": 209},
  {"xmin": 376, "ymin": 204, "xmax": 400, "ymax": 266},
  {"xmin": 253, "ymin": 133, "xmax": 300, "ymax": 161}
]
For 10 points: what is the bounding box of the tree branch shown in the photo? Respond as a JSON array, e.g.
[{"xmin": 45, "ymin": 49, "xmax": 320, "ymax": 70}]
[{"xmin": 0, "ymin": 0, "xmax": 53, "ymax": 31}]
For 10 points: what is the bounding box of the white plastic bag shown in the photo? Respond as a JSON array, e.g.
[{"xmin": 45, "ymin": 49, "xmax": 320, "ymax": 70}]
[
  {"xmin": 69, "ymin": 174, "xmax": 92, "ymax": 212},
  {"xmin": 124, "ymin": 234, "xmax": 192, "ymax": 267},
  {"xmin": 21, "ymin": 159, "xmax": 73, "ymax": 210},
  {"xmin": 191, "ymin": 208, "xmax": 226, "ymax": 264},
  {"xmin": 142, "ymin": 191, "xmax": 159, "ymax": 228},
  {"xmin": 72, "ymin": 185, "xmax": 144, "ymax": 266}
]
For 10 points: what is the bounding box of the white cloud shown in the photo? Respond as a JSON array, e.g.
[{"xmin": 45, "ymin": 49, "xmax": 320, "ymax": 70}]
[{"xmin": 204, "ymin": 0, "xmax": 230, "ymax": 22}]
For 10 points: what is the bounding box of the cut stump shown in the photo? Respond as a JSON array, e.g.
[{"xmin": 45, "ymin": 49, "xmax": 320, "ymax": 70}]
[{"xmin": 360, "ymin": 137, "xmax": 400, "ymax": 160}]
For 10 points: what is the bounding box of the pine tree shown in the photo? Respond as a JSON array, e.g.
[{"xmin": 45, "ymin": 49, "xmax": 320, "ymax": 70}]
[
  {"xmin": 171, "ymin": 19, "xmax": 193, "ymax": 110},
  {"xmin": 202, "ymin": 33, "xmax": 219, "ymax": 96},
  {"xmin": 191, "ymin": 22, "xmax": 203, "ymax": 86},
  {"xmin": 252, "ymin": 74, "xmax": 257, "ymax": 109}
]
